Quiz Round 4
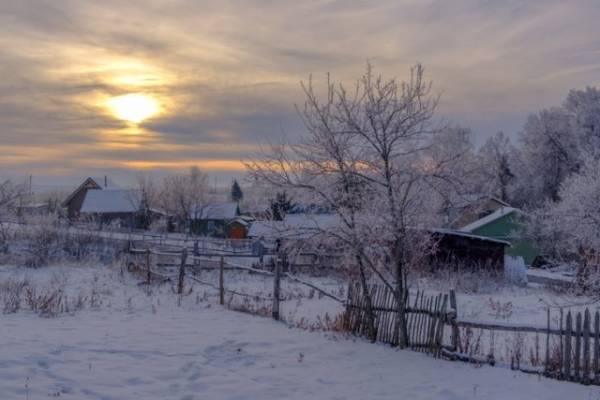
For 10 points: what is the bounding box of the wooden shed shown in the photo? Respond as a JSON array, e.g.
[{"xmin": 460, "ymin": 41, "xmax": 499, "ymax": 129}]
[{"xmin": 430, "ymin": 228, "xmax": 509, "ymax": 270}]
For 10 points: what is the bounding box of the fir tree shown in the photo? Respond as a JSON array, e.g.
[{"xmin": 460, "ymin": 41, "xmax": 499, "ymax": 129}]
[{"xmin": 231, "ymin": 179, "xmax": 243, "ymax": 203}]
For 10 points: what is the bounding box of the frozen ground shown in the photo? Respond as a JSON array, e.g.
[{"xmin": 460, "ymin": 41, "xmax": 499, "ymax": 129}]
[{"xmin": 0, "ymin": 264, "xmax": 598, "ymax": 399}]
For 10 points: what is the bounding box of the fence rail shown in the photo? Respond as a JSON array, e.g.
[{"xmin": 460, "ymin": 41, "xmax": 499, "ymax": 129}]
[{"xmin": 127, "ymin": 245, "xmax": 343, "ymax": 320}]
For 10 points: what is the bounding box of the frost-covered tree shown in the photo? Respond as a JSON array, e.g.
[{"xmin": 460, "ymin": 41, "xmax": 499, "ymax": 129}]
[
  {"xmin": 515, "ymin": 107, "xmax": 580, "ymax": 205},
  {"xmin": 477, "ymin": 131, "xmax": 516, "ymax": 203},
  {"xmin": 564, "ymin": 86, "xmax": 600, "ymax": 158},
  {"xmin": 158, "ymin": 167, "xmax": 209, "ymax": 230},
  {"xmin": 539, "ymin": 156, "xmax": 600, "ymax": 259},
  {"xmin": 246, "ymin": 64, "xmax": 459, "ymax": 345}
]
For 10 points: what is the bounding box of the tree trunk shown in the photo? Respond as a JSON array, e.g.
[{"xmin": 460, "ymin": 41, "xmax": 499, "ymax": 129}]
[
  {"xmin": 356, "ymin": 254, "xmax": 377, "ymax": 342},
  {"xmin": 394, "ymin": 241, "xmax": 409, "ymax": 348}
]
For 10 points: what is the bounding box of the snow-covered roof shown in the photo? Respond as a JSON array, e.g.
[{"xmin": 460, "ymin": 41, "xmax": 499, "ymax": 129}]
[
  {"xmin": 62, "ymin": 176, "xmax": 120, "ymax": 207},
  {"xmin": 247, "ymin": 220, "xmax": 285, "ymax": 238},
  {"xmin": 459, "ymin": 206, "xmax": 517, "ymax": 233},
  {"xmin": 191, "ymin": 202, "xmax": 238, "ymax": 220},
  {"xmin": 80, "ymin": 189, "xmax": 139, "ymax": 214}
]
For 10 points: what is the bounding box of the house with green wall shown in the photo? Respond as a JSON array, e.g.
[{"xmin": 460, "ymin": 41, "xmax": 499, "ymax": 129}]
[
  {"xmin": 190, "ymin": 202, "xmax": 240, "ymax": 237},
  {"xmin": 459, "ymin": 206, "xmax": 538, "ymax": 266}
]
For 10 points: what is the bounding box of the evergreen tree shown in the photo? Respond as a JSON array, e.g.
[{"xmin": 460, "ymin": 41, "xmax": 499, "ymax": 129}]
[{"xmin": 231, "ymin": 179, "xmax": 243, "ymax": 203}]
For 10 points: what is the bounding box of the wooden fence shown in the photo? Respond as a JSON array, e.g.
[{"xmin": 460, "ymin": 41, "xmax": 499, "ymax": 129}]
[
  {"xmin": 127, "ymin": 245, "xmax": 344, "ymax": 321},
  {"xmin": 344, "ymin": 282, "xmax": 451, "ymax": 357},
  {"xmin": 346, "ymin": 282, "xmax": 600, "ymax": 386}
]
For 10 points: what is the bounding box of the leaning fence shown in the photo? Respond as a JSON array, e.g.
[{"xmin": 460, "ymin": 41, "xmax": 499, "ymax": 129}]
[
  {"xmin": 346, "ymin": 282, "xmax": 600, "ymax": 386},
  {"xmin": 126, "ymin": 245, "xmax": 600, "ymax": 386}
]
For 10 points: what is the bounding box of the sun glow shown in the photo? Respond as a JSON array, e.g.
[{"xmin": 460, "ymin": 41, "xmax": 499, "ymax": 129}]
[{"xmin": 107, "ymin": 93, "xmax": 160, "ymax": 123}]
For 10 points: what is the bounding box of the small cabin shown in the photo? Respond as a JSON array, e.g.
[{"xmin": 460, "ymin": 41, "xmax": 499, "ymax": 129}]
[{"xmin": 189, "ymin": 202, "xmax": 240, "ymax": 237}]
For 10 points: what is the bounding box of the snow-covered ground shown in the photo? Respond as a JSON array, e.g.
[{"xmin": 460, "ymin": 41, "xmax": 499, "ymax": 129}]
[{"xmin": 0, "ymin": 264, "xmax": 597, "ymax": 399}]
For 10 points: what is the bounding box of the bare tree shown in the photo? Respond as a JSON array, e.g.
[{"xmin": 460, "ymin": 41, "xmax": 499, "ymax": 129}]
[
  {"xmin": 158, "ymin": 167, "xmax": 209, "ymax": 232},
  {"xmin": 247, "ymin": 64, "xmax": 456, "ymax": 345},
  {"xmin": 478, "ymin": 131, "xmax": 517, "ymax": 202}
]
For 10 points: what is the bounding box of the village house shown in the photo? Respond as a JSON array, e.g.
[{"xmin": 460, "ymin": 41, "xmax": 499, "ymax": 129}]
[
  {"xmin": 189, "ymin": 202, "xmax": 249, "ymax": 238},
  {"xmin": 248, "ymin": 213, "xmax": 509, "ymax": 270},
  {"xmin": 79, "ymin": 189, "xmax": 141, "ymax": 229},
  {"xmin": 458, "ymin": 206, "xmax": 538, "ymax": 266},
  {"xmin": 61, "ymin": 176, "xmax": 119, "ymax": 220}
]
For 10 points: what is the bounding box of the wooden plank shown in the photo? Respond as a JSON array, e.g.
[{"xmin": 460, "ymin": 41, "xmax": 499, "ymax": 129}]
[
  {"xmin": 145, "ymin": 248, "xmax": 151, "ymax": 284},
  {"xmin": 436, "ymin": 294, "xmax": 448, "ymax": 357},
  {"xmin": 272, "ymin": 255, "xmax": 281, "ymax": 320},
  {"xmin": 449, "ymin": 290, "xmax": 459, "ymax": 352},
  {"xmin": 583, "ymin": 309, "xmax": 591, "ymax": 384},
  {"xmin": 407, "ymin": 290, "xmax": 420, "ymax": 348},
  {"xmin": 564, "ymin": 311, "xmax": 572, "ymax": 380},
  {"xmin": 428, "ymin": 294, "xmax": 440, "ymax": 354},
  {"xmin": 381, "ymin": 286, "xmax": 393, "ymax": 344},
  {"xmin": 595, "ymin": 312, "xmax": 600, "ymax": 383},
  {"xmin": 219, "ymin": 256, "xmax": 224, "ymax": 306},
  {"xmin": 545, "ymin": 307, "xmax": 550, "ymax": 374},
  {"xmin": 421, "ymin": 296, "xmax": 432, "ymax": 352},
  {"xmin": 177, "ymin": 248, "xmax": 187, "ymax": 294},
  {"xmin": 414, "ymin": 293, "xmax": 423, "ymax": 351},
  {"xmin": 560, "ymin": 308, "xmax": 564, "ymax": 377},
  {"xmin": 575, "ymin": 312, "xmax": 582, "ymax": 381}
]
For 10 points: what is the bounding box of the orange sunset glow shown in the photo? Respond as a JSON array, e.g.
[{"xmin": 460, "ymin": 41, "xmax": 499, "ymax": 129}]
[{"xmin": 1, "ymin": 1, "xmax": 599, "ymax": 188}]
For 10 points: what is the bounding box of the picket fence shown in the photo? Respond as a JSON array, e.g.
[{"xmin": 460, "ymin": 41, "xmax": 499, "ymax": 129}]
[{"xmin": 345, "ymin": 282, "xmax": 600, "ymax": 386}]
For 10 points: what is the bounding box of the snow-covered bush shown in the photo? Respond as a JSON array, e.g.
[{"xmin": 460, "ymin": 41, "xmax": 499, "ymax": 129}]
[
  {"xmin": 18, "ymin": 213, "xmax": 65, "ymax": 268},
  {"xmin": 504, "ymin": 256, "xmax": 527, "ymax": 286}
]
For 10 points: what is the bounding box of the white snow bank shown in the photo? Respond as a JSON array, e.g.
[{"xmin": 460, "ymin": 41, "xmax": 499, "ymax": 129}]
[{"xmin": 0, "ymin": 304, "xmax": 593, "ymax": 400}]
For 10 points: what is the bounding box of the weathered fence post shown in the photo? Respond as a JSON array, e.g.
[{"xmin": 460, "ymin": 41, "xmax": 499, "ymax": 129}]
[
  {"xmin": 177, "ymin": 248, "xmax": 188, "ymax": 294},
  {"xmin": 545, "ymin": 307, "xmax": 550, "ymax": 374},
  {"xmin": 272, "ymin": 253, "xmax": 282, "ymax": 320},
  {"xmin": 575, "ymin": 312, "xmax": 582, "ymax": 381},
  {"xmin": 219, "ymin": 256, "xmax": 224, "ymax": 305},
  {"xmin": 449, "ymin": 290, "xmax": 459, "ymax": 352},
  {"xmin": 583, "ymin": 309, "xmax": 591, "ymax": 384},
  {"xmin": 564, "ymin": 311, "xmax": 573, "ymax": 380},
  {"xmin": 145, "ymin": 248, "xmax": 151, "ymax": 284},
  {"xmin": 193, "ymin": 240, "xmax": 199, "ymax": 266},
  {"xmin": 594, "ymin": 312, "xmax": 599, "ymax": 384}
]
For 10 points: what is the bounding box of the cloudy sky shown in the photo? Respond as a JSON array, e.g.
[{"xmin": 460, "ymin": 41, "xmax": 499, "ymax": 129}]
[{"xmin": 1, "ymin": 0, "xmax": 599, "ymax": 187}]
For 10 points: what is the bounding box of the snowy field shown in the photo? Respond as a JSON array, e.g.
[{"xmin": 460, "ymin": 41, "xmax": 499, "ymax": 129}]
[{"xmin": 0, "ymin": 264, "xmax": 597, "ymax": 399}]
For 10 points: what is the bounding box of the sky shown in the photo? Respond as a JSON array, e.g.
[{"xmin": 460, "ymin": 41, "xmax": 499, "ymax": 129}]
[{"xmin": 1, "ymin": 0, "xmax": 600, "ymax": 188}]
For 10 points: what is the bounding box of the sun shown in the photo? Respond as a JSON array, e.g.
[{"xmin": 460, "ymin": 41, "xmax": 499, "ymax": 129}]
[{"xmin": 107, "ymin": 93, "xmax": 159, "ymax": 123}]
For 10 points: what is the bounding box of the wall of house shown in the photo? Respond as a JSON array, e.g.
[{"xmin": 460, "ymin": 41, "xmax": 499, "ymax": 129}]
[
  {"xmin": 470, "ymin": 212, "xmax": 538, "ymax": 266},
  {"xmin": 228, "ymin": 222, "xmax": 247, "ymax": 239},
  {"xmin": 432, "ymin": 234, "xmax": 505, "ymax": 269},
  {"xmin": 190, "ymin": 219, "xmax": 228, "ymax": 237},
  {"xmin": 67, "ymin": 188, "xmax": 91, "ymax": 219}
]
